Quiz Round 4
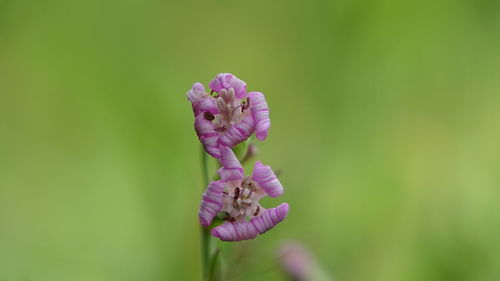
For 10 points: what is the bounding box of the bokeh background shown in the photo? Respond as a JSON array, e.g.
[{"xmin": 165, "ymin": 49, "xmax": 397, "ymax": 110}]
[{"xmin": 1, "ymin": 0, "xmax": 500, "ymax": 280}]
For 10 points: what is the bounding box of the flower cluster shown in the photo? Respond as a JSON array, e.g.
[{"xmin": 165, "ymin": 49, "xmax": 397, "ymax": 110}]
[
  {"xmin": 187, "ymin": 73, "xmax": 270, "ymax": 158},
  {"xmin": 187, "ymin": 73, "xmax": 289, "ymax": 241}
]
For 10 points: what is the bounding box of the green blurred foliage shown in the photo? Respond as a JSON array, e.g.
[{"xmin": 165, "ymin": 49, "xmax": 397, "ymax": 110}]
[{"xmin": 1, "ymin": 0, "xmax": 500, "ymax": 280}]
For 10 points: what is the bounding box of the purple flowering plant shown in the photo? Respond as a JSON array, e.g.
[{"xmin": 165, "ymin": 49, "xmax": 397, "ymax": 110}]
[{"xmin": 187, "ymin": 73, "xmax": 289, "ymax": 280}]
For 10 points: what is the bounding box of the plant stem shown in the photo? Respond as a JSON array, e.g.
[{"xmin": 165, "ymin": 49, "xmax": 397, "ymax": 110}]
[
  {"xmin": 200, "ymin": 146, "xmax": 211, "ymax": 280},
  {"xmin": 207, "ymin": 248, "xmax": 221, "ymax": 281},
  {"xmin": 202, "ymin": 227, "xmax": 212, "ymax": 280},
  {"xmin": 201, "ymin": 146, "xmax": 209, "ymax": 188}
]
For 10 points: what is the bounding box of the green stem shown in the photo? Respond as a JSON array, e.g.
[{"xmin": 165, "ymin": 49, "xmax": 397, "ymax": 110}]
[
  {"xmin": 202, "ymin": 227, "xmax": 212, "ymax": 280},
  {"xmin": 201, "ymin": 146, "xmax": 209, "ymax": 188},
  {"xmin": 200, "ymin": 146, "xmax": 211, "ymax": 280},
  {"xmin": 207, "ymin": 248, "xmax": 221, "ymax": 281}
]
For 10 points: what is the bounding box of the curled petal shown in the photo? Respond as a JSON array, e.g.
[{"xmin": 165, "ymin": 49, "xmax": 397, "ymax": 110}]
[
  {"xmin": 194, "ymin": 114, "xmax": 220, "ymax": 158},
  {"xmin": 187, "ymin": 83, "xmax": 218, "ymax": 116},
  {"xmin": 192, "ymin": 98, "xmax": 217, "ymax": 117},
  {"xmin": 186, "ymin": 82, "xmax": 205, "ymax": 103},
  {"xmin": 218, "ymin": 146, "xmax": 243, "ymax": 181},
  {"xmin": 219, "ymin": 115, "xmax": 255, "ymax": 148},
  {"xmin": 251, "ymin": 161, "xmax": 284, "ymax": 197},
  {"xmin": 211, "ymin": 203, "xmax": 289, "ymax": 241},
  {"xmin": 199, "ymin": 180, "xmax": 225, "ymax": 227},
  {"xmin": 248, "ymin": 92, "xmax": 270, "ymax": 141},
  {"xmin": 252, "ymin": 203, "xmax": 289, "ymax": 234},
  {"xmin": 211, "ymin": 222, "xmax": 244, "ymax": 241},
  {"xmin": 209, "ymin": 73, "xmax": 247, "ymax": 99},
  {"xmin": 213, "ymin": 220, "xmax": 259, "ymax": 241}
]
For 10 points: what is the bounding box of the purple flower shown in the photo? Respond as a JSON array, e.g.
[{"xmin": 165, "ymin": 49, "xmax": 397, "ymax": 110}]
[
  {"xmin": 278, "ymin": 242, "xmax": 314, "ymax": 281},
  {"xmin": 187, "ymin": 73, "xmax": 271, "ymax": 158},
  {"xmin": 278, "ymin": 241, "xmax": 333, "ymax": 281},
  {"xmin": 198, "ymin": 146, "xmax": 289, "ymax": 241}
]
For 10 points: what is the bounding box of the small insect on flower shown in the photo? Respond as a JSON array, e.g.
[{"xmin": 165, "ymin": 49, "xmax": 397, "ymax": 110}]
[
  {"xmin": 187, "ymin": 73, "xmax": 271, "ymax": 158},
  {"xmin": 198, "ymin": 146, "xmax": 289, "ymax": 241}
]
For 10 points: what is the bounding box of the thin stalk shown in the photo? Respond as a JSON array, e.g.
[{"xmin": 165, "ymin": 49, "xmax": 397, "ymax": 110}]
[
  {"xmin": 201, "ymin": 146, "xmax": 209, "ymax": 188},
  {"xmin": 202, "ymin": 227, "xmax": 212, "ymax": 280},
  {"xmin": 207, "ymin": 248, "xmax": 221, "ymax": 281},
  {"xmin": 200, "ymin": 146, "xmax": 211, "ymax": 280}
]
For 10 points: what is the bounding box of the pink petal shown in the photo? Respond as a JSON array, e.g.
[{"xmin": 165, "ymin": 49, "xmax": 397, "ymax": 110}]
[
  {"xmin": 209, "ymin": 73, "xmax": 247, "ymax": 99},
  {"xmin": 248, "ymin": 92, "xmax": 270, "ymax": 141},
  {"xmin": 199, "ymin": 180, "xmax": 225, "ymax": 227},
  {"xmin": 186, "ymin": 82, "xmax": 205, "ymax": 103},
  {"xmin": 187, "ymin": 83, "xmax": 218, "ymax": 116},
  {"xmin": 211, "ymin": 203, "xmax": 289, "ymax": 241},
  {"xmin": 211, "ymin": 221, "xmax": 258, "ymax": 241},
  {"xmin": 251, "ymin": 203, "xmax": 289, "ymax": 234},
  {"xmin": 251, "ymin": 161, "xmax": 284, "ymax": 197},
  {"xmin": 211, "ymin": 222, "xmax": 240, "ymax": 241},
  {"xmin": 194, "ymin": 114, "xmax": 220, "ymax": 158},
  {"xmin": 219, "ymin": 115, "xmax": 255, "ymax": 148},
  {"xmin": 218, "ymin": 146, "xmax": 243, "ymax": 181},
  {"xmin": 193, "ymin": 99, "xmax": 217, "ymax": 117}
]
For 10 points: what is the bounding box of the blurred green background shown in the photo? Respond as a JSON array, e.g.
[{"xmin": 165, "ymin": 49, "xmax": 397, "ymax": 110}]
[{"xmin": 1, "ymin": 0, "xmax": 500, "ymax": 280}]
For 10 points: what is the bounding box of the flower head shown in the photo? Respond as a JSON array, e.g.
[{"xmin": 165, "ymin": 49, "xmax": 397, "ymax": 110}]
[
  {"xmin": 198, "ymin": 146, "xmax": 288, "ymax": 241},
  {"xmin": 187, "ymin": 73, "xmax": 271, "ymax": 158}
]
